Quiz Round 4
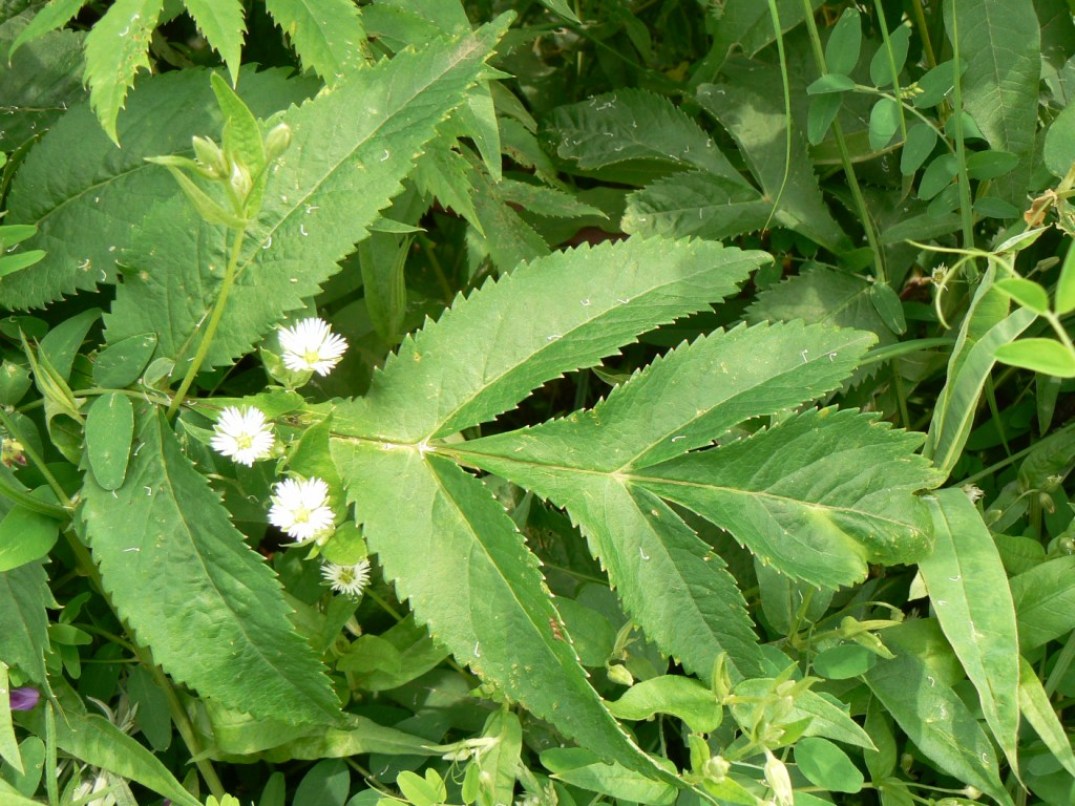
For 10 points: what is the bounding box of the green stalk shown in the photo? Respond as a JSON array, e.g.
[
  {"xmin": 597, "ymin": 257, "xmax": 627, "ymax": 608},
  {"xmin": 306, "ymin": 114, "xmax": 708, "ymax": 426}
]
[
  {"xmin": 909, "ymin": 0, "xmax": 938, "ymax": 68},
  {"xmin": 763, "ymin": 0, "xmax": 793, "ymax": 232},
  {"xmin": 800, "ymin": 1, "xmax": 887, "ymax": 283},
  {"xmin": 946, "ymin": 4, "xmax": 977, "ymax": 262},
  {"xmin": 143, "ymin": 654, "xmax": 227, "ymax": 799},
  {"xmin": 870, "ymin": 0, "xmax": 910, "ymax": 157},
  {"xmin": 167, "ymin": 225, "xmax": 248, "ymax": 419}
]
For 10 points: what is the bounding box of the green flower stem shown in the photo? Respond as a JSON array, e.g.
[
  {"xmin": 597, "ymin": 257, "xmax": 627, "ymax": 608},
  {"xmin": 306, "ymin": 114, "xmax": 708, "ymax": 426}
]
[
  {"xmin": 45, "ymin": 702, "xmax": 59, "ymax": 806},
  {"xmin": 799, "ymin": 1, "xmax": 886, "ymax": 284},
  {"xmin": 0, "ymin": 408, "xmax": 71, "ymax": 509},
  {"xmin": 166, "ymin": 224, "xmax": 248, "ymax": 420}
]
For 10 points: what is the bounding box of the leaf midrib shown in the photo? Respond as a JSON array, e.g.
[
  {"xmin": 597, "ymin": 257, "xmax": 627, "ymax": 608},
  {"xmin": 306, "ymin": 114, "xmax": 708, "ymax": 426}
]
[{"xmin": 445, "ymin": 443, "xmax": 921, "ymax": 533}]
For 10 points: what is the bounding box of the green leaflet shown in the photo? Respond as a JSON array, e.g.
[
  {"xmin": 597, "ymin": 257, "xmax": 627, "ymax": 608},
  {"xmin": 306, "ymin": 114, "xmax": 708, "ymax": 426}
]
[
  {"xmin": 105, "ymin": 21, "xmax": 506, "ymax": 371},
  {"xmin": 3, "ymin": 67, "xmax": 317, "ymax": 311},
  {"xmin": 334, "ymin": 237, "xmax": 769, "ymax": 443},
  {"xmin": 622, "ymin": 171, "xmax": 773, "ymax": 241},
  {"xmin": 945, "ymin": 0, "xmax": 1040, "ymax": 204},
  {"xmin": 1010, "ymin": 555, "xmax": 1075, "ymax": 651},
  {"xmin": 0, "ymin": 561, "xmax": 51, "ymax": 685},
  {"xmin": 329, "ymin": 441, "xmax": 675, "ymax": 782},
  {"xmin": 919, "ymin": 490, "xmax": 1020, "ymax": 775},
  {"xmin": 265, "ymin": 0, "xmax": 369, "ymax": 80},
  {"xmin": 642, "ymin": 410, "xmax": 939, "ymax": 586},
  {"xmin": 548, "ymin": 89, "xmax": 748, "ymax": 185},
  {"xmin": 697, "ymin": 71, "xmax": 851, "ymax": 254},
  {"xmin": 0, "ymin": 9, "xmax": 85, "ymax": 152},
  {"xmin": 507, "ymin": 473, "xmax": 764, "ymax": 683},
  {"xmin": 460, "ymin": 320, "xmax": 875, "ymax": 472},
  {"xmin": 82, "ymin": 0, "xmax": 165, "ymax": 143},
  {"xmin": 746, "ymin": 265, "xmax": 901, "ymax": 347},
  {"xmin": 80, "ymin": 404, "xmax": 339, "ymax": 725},
  {"xmin": 182, "ymin": 0, "xmax": 246, "ymax": 84}
]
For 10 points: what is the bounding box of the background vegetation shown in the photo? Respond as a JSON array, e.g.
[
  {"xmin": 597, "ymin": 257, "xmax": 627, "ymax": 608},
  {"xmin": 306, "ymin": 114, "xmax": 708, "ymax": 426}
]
[{"xmin": 2, "ymin": 0, "xmax": 1075, "ymax": 804}]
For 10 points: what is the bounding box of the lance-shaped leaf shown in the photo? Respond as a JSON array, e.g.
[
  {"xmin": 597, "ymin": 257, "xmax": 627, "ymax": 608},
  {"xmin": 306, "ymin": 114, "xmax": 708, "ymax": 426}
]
[
  {"xmin": 80, "ymin": 404, "xmax": 339, "ymax": 725},
  {"xmin": 329, "ymin": 441, "xmax": 674, "ymax": 782},
  {"xmin": 105, "ymin": 20, "xmax": 508, "ymax": 372},
  {"xmin": 334, "ymin": 237, "xmax": 769, "ymax": 443},
  {"xmin": 641, "ymin": 410, "xmax": 940, "ymax": 587},
  {"xmin": 919, "ymin": 490, "xmax": 1020, "ymax": 776},
  {"xmin": 866, "ymin": 646, "xmax": 1012, "ymax": 806}
]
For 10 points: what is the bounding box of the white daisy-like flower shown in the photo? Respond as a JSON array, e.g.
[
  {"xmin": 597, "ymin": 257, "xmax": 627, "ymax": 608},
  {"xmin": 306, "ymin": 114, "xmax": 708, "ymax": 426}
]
[
  {"xmin": 268, "ymin": 477, "xmax": 336, "ymax": 543},
  {"xmin": 210, "ymin": 406, "xmax": 274, "ymax": 466},
  {"xmin": 320, "ymin": 558, "xmax": 372, "ymax": 597},
  {"xmin": 278, "ymin": 317, "xmax": 348, "ymax": 376}
]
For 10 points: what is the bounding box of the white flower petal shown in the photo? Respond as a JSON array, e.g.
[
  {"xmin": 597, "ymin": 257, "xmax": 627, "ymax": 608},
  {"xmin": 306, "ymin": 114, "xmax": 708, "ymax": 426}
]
[
  {"xmin": 321, "ymin": 559, "xmax": 371, "ymax": 597},
  {"xmin": 211, "ymin": 406, "xmax": 274, "ymax": 466},
  {"xmin": 268, "ymin": 476, "xmax": 335, "ymax": 542},
  {"xmin": 278, "ymin": 317, "xmax": 348, "ymax": 377}
]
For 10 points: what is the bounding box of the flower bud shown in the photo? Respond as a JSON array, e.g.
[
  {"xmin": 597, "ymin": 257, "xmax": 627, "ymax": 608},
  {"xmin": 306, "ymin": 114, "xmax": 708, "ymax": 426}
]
[
  {"xmin": 191, "ymin": 136, "xmax": 226, "ymax": 178},
  {"xmin": 962, "ymin": 785, "xmax": 982, "ymax": 800},
  {"xmin": 763, "ymin": 750, "xmax": 794, "ymax": 806},
  {"xmin": 229, "ymin": 161, "xmax": 253, "ymax": 200},
  {"xmin": 264, "ymin": 122, "xmax": 292, "ymax": 159},
  {"xmin": 702, "ymin": 755, "xmax": 730, "ymax": 783},
  {"xmin": 607, "ymin": 664, "xmax": 634, "ymax": 686}
]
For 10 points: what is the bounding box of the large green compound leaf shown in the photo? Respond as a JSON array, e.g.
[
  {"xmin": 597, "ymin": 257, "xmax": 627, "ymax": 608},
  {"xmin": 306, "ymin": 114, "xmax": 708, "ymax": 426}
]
[
  {"xmin": 444, "ymin": 323, "xmax": 937, "ymax": 676},
  {"xmin": 80, "ymin": 404, "xmax": 339, "ymax": 726},
  {"xmin": 105, "ymin": 20, "xmax": 508, "ymax": 371},
  {"xmin": 3, "ymin": 67, "xmax": 317, "ymax": 311},
  {"xmin": 333, "ymin": 237, "xmax": 770, "ymax": 444},
  {"xmin": 328, "ymin": 442, "xmax": 675, "ymax": 783}
]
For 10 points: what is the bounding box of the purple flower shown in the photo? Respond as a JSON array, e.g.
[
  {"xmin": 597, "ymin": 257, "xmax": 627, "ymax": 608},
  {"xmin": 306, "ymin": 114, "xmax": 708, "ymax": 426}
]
[{"xmin": 9, "ymin": 687, "xmax": 39, "ymax": 711}]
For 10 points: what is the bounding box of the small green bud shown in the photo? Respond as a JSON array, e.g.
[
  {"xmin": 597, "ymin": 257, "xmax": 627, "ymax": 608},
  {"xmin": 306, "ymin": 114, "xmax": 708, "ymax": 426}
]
[
  {"xmin": 229, "ymin": 162, "xmax": 253, "ymax": 201},
  {"xmin": 192, "ymin": 136, "xmax": 226, "ymax": 178},
  {"xmin": 264, "ymin": 122, "xmax": 292, "ymax": 159},
  {"xmin": 763, "ymin": 750, "xmax": 794, "ymax": 806},
  {"xmin": 606, "ymin": 664, "xmax": 633, "ymax": 686},
  {"xmin": 1038, "ymin": 492, "xmax": 1056, "ymax": 514},
  {"xmin": 702, "ymin": 755, "xmax": 730, "ymax": 783}
]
